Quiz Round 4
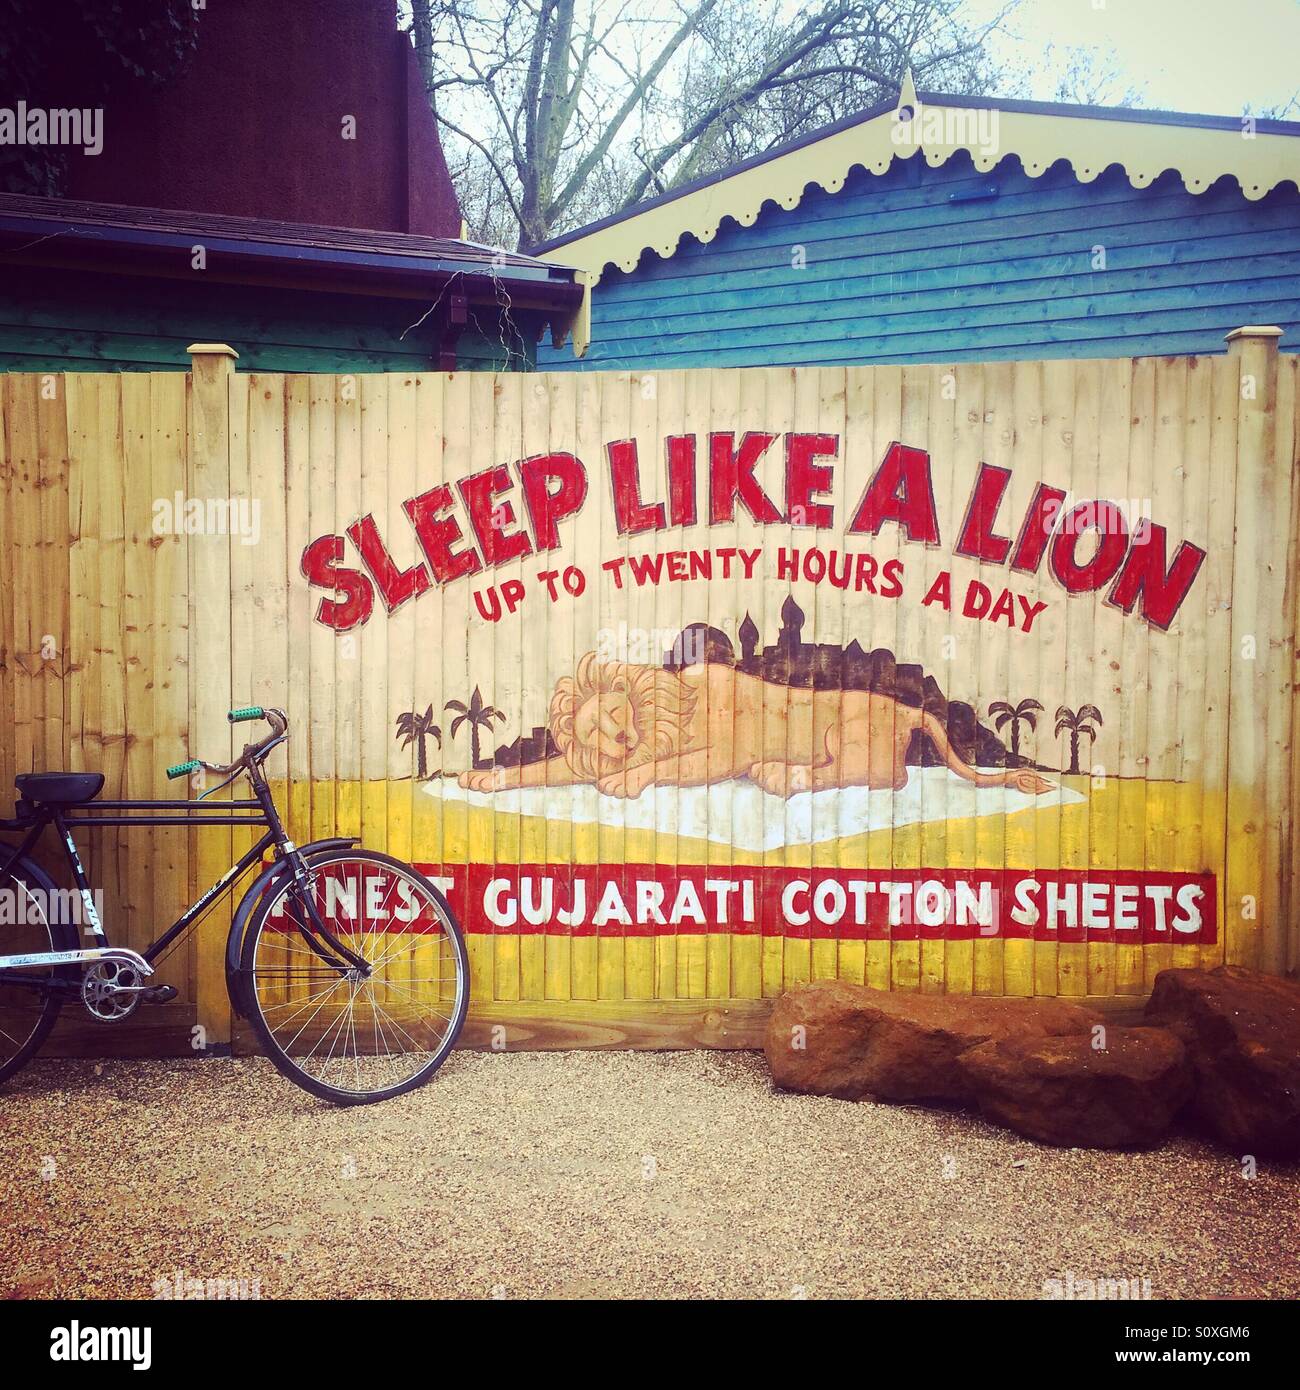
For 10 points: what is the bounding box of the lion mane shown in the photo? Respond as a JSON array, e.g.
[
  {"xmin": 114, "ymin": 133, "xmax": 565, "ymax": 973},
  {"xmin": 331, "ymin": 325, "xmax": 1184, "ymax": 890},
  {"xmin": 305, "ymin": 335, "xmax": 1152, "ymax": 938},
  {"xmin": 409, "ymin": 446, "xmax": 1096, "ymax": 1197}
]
[{"xmin": 548, "ymin": 653, "xmax": 699, "ymax": 781}]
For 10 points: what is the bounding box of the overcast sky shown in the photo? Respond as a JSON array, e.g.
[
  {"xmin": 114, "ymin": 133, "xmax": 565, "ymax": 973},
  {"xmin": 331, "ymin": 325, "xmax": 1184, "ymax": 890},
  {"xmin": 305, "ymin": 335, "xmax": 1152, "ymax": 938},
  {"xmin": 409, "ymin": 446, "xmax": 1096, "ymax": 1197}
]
[{"xmin": 971, "ymin": 0, "xmax": 1299, "ymax": 115}]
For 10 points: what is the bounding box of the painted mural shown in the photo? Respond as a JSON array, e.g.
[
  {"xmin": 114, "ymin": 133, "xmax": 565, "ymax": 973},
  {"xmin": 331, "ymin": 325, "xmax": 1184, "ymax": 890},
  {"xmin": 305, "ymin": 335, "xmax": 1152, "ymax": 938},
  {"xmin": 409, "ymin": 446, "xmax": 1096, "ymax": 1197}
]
[
  {"xmin": 296, "ymin": 390, "xmax": 1221, "ymax": 971},
  {"xmin": 7, "ymin": 349, "xmax": 1296, "ymax": 1037}
]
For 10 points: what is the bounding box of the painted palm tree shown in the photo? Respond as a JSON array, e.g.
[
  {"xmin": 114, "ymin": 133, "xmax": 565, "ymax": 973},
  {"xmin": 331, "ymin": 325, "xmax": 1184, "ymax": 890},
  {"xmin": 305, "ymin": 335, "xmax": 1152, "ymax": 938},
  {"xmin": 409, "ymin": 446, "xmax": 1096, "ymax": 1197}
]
[
  {"xmin": 395, "ymin": 705, "xmax": 442, "ymax": 780},
  {"xmin": 1055, "ymin": 704, "xmax": 1104, "ymax": 776},
  {"xmin": 988, "ymin": 698, "xmax": 1044, "ymax": 762},
  {"xmin": 445, "ymin": 686, "xmax": 507, "ymax": 770}
]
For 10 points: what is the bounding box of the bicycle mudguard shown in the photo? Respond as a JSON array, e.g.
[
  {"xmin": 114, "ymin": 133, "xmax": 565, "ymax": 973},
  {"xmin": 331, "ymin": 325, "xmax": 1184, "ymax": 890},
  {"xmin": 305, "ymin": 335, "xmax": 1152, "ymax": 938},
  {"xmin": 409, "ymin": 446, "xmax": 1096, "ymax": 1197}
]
[
  {"xmin": 0, "ymin": 852, "xmax": 79, "ymax": 957},
  {"xmin": 224, "ymin": 838, "xmax": 359, "ymax": 1018}
]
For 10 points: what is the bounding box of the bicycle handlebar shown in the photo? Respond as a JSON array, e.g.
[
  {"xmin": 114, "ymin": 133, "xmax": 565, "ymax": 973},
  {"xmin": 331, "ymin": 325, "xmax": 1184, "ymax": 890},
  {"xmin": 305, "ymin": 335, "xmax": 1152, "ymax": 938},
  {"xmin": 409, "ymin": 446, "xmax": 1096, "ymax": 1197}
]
[{"xmin": 165, "ymin": 707, "xmax": 289, "ymax": 783}]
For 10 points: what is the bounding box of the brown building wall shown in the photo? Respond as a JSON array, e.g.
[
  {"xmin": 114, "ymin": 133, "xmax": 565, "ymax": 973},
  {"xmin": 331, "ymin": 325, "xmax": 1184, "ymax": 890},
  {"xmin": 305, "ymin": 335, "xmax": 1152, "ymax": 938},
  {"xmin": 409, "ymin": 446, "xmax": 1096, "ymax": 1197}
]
[{"xmin": 66, "ymin": 0, "xmax": 460, "ymax": 236}]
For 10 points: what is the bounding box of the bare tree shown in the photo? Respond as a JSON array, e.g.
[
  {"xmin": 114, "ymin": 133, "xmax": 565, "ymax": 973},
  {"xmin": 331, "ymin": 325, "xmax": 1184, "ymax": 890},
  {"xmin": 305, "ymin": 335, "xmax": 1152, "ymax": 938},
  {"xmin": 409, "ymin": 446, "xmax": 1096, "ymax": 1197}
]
[
  {"xmin": 406, "ymin": 0, "xmax": 1017, "ymax": 248},
  {"xmin": 1249, "ymin": 93, "xmax": 1299, "ymax": 120},
  {"xmin": 1044, "ymin": 43, "xmax": 1146, "ymax": 109}
]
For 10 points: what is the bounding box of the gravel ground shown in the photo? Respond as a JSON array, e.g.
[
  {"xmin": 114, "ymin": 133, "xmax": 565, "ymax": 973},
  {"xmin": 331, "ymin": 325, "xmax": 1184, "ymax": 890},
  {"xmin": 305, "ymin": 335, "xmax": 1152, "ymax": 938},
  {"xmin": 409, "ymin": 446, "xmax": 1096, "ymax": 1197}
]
[{"xmin": 1, "ymin": 1051, "xmax": 1297, "ymax": 1301}]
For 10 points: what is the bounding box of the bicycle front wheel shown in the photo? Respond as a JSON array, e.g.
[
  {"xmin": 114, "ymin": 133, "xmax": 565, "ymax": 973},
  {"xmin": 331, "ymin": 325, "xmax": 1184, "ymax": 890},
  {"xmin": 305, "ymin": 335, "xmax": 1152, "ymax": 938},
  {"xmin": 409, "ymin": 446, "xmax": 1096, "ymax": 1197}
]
[{"xmin": 239, "ymin": 849, "xmax": 469, "ymax": 1105}]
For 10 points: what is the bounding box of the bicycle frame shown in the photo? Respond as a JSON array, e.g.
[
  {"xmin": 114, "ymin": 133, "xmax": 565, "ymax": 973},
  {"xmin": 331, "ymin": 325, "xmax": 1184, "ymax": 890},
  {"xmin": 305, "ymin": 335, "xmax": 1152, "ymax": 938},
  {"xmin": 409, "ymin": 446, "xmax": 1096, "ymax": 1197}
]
[{"xmin": 0, "ymin": 755, "xmax": 370, "ymax": 987}]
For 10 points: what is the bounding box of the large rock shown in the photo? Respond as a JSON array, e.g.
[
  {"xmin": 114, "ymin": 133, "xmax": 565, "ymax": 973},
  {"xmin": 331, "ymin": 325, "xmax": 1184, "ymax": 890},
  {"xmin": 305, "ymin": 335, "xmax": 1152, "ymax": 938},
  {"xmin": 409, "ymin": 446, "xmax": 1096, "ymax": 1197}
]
[
  {"xmin": 764, "ymin": 979, "xmax": 1100, "ymax": 1103},
  {"xmin": 956, "ymin": 1026, "xmax": 1192, "ymax": 1148},
  {"xmin": 1144, "ymin": 965, "xmax": 1300, "ymax": 1157}
]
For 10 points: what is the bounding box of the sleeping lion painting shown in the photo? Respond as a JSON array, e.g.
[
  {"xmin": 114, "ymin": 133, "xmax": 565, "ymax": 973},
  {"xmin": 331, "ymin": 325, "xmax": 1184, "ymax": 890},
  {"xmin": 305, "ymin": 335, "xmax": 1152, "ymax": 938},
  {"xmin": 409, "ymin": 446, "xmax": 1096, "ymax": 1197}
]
[{"xmin": 459, "ymin": 653, "xmax": 1054, "ymax": 801}]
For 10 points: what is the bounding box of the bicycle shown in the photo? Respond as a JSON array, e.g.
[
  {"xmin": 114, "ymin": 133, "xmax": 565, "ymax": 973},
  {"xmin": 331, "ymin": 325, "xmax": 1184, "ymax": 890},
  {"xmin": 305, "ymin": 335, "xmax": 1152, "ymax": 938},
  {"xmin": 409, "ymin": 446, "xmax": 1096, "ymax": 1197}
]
[{"xmin": 0, "ymin": 707, "xmax": 469, "ymax": 1104}]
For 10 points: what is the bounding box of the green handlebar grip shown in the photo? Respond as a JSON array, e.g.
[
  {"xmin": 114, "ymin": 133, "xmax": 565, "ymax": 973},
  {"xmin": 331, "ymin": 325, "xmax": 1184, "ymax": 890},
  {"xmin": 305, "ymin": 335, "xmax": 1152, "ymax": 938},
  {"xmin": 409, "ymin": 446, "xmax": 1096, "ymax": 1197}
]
[
  {"xmin": 228, "ymin": 705, "xmax": 265, "ymax": 723},
  {"xmin": 167, "ymin": 759, "xmax": 201, "ymax": 780}
]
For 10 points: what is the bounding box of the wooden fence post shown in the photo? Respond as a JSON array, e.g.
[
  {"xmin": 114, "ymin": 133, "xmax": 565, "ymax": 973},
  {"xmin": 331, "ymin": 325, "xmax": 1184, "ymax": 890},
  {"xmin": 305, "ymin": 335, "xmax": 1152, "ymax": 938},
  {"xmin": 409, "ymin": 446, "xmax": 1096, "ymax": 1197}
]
[
  {"xmin": 187, "ymin": 343, "xmax": 238, "ymax": 1049},
  {"xmin": 1224, "ymin": 326, "xmax": 1286, "ymax": 975}
]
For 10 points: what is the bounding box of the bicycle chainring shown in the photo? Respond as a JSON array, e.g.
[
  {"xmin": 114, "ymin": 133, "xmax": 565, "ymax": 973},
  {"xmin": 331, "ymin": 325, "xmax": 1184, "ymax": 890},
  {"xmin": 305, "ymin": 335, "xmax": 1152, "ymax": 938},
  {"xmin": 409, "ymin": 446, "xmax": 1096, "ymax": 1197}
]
[{"xmin": 81, "ymin": 959, "xmax": 142, "ymax": 1023}]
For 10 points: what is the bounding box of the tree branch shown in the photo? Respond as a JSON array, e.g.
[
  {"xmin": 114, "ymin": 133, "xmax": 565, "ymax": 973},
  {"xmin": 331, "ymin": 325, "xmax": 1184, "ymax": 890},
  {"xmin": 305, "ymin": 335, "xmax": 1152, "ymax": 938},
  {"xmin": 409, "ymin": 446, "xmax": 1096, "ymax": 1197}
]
[{"xmin": 545, "ymin": 0, "xmax": 727, "ymax": 223}]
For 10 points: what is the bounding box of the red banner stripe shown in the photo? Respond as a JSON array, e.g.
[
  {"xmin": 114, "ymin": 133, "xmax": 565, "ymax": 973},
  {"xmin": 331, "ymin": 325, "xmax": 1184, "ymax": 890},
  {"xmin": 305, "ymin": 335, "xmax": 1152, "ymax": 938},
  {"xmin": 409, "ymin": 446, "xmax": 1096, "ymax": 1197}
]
[{"xmin": 412, "ymin": 862, "xmax": 1217, "ymax": 944}]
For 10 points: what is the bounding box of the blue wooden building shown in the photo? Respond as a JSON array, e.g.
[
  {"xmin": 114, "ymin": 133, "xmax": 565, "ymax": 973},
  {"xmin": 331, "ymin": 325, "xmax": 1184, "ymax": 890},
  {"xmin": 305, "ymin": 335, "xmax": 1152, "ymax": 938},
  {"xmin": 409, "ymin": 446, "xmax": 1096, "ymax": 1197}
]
[{"xmin": 535, "ymin": 87, "xmax": 1300, "ymax": 369}]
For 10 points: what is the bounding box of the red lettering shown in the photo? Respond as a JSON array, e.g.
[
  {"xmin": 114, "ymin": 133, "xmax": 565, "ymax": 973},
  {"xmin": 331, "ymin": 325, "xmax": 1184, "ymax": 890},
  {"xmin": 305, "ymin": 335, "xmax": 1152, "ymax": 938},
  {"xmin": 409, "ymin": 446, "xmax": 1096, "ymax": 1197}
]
[
  {"xmin": 403, "ymin": 484, "xmax": 481, "ymax": 585},
  {"xmin": 458, "ymin": 465, "xmax": 533, "ymax": 567},
  {"xmin": 1009, "ymin": 483, "xmax": 1068, "ymax": 574},
  {"xmin": 1050, "ymin": 501, "xmax": 1129, "ymax": 594},
  {"xmin": 1018, "ymin": 596, "xmax": 1048, "ymax": 632},
  {"xmin": 921, "ymin": 571, "xmax": 951, "ymax": 610},
  {"xmin": 709, "ymin": 431, "xmax": 782, "ymax": 525},
  {"xmin": 785, "ymin": 433, "xmax": 837, "ymax": 528},
  {"xmin": 955, "ymin": 464, "xmax": 1013, "ymax": 564},
  {"xmin": 1107, "ymin": 521, "xmax": 1207, "ymax": 631},
  {"xmin": 518, "ymin": 452, "xmax": 587, "ymax": 551},
  {"xmin": 962, "ymin": 579, "xmax": 992, "ymax": 618},
  {"xmin": 607, "ymin": 439, "xmax": 666, "ymax": 535},
  {"xmin": 301, "ymin": 535, "xmax": 374, "ymax": 631},
  {"xmin": 854, "ymin": 553, "xmax": 878, "ymax": 594},
  {"xmin": 666, "ymin": 435, "xmax": 697, "ymax": 528},
  {"xmin": 345, "ymin": 514, "xmax": 430, "ymax": 614},
  {"xmin": 988, "ymin": 588, "xmax": 1017, "ymax": 626},
  {"xmin": 474, "ymin": 579, "xmax": 526, "ymax": 623},
  {"xmin": 628, "ymin": 553, "xmax": 665, "ymax": 586},
  {"xmin": 847, "ymin": 442, "xmax": 940, "ymax": 544}
]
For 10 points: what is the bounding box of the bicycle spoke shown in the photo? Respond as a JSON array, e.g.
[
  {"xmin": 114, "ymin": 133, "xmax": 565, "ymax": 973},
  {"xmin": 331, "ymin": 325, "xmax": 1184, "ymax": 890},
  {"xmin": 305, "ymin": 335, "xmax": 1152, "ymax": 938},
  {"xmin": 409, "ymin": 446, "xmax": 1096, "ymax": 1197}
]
[
  {"xmin": 247, "ymin": 853, "xmax": 467, "ymax": 1099},
  {"xmin": 276, "ymin": 977, "xmax": 352, "ymax": 1058}
]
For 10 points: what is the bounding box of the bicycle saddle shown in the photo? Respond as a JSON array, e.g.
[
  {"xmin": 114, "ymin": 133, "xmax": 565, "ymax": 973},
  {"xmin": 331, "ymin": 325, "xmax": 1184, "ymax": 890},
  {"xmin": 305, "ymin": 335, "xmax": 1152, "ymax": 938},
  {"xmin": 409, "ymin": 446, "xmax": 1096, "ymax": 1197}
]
[{"xmin": 14, "ymin": 772, "xmax": 105, "ymax": 804}]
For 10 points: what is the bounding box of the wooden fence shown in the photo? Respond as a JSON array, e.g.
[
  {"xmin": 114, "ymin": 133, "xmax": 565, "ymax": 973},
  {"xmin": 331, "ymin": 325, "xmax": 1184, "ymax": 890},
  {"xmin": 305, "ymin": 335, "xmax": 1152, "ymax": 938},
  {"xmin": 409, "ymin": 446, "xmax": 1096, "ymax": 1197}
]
[{"xmin": 1, "ymin": 331, "xmax": 1297, "ymax": 1052}]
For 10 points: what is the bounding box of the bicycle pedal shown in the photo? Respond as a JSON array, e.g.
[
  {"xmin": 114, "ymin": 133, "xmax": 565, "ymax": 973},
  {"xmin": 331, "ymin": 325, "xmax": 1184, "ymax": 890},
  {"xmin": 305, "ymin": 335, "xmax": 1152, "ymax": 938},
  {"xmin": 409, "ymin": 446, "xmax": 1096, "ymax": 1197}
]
[{"xmin": 140, "ymin": 984, "xmax": 178, "ymax": 1005}]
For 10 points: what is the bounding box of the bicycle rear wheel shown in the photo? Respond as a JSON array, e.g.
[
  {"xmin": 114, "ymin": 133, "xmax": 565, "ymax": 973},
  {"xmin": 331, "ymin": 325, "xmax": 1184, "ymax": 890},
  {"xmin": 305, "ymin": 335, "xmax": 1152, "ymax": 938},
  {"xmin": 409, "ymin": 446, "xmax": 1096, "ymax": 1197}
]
[
  {"xmin": 239, "ymin": 849, "xmax": 469, "ymax": 1104},
  {"xmin": 0, "ymin": 863, "xmax": 70, "ymax": 1086}
]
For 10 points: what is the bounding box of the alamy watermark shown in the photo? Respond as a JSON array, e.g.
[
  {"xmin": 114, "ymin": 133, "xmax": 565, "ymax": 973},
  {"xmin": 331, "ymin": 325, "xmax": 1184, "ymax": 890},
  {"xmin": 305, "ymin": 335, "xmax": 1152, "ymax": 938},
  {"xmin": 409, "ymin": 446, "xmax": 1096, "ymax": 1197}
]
[
  {"xmin": 1044, "ymin": 493, "xmax": 1155, "ymax": 540},
  {"xmin": 0, "ymin": 102, "xmax": 102, "ymax": 157},
  {"xmin": 891, "ymin": 96, "xmax": 1000, "ymax": 158},
  {"xmin": 0, "ymin": 884, "xmax": 104, "ymax": 930},
  {"xmin": 595, "ymin": 622, "xmax": 708, "ymax": 666},
  {"xmin": 1042, "ymin": 1270, "xmax": 1153, "ymax": 1300},
  {"xmin": 153, "ymin": 1267, "xmax": 262, "ymax": 1300},
  {"xmin": 50, "ymin": 1322, "xmax": 150, "ymax": 1370},
  {"xmin": 152, "ymin": 492, "xmax": 261, "ymax": 546}
]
